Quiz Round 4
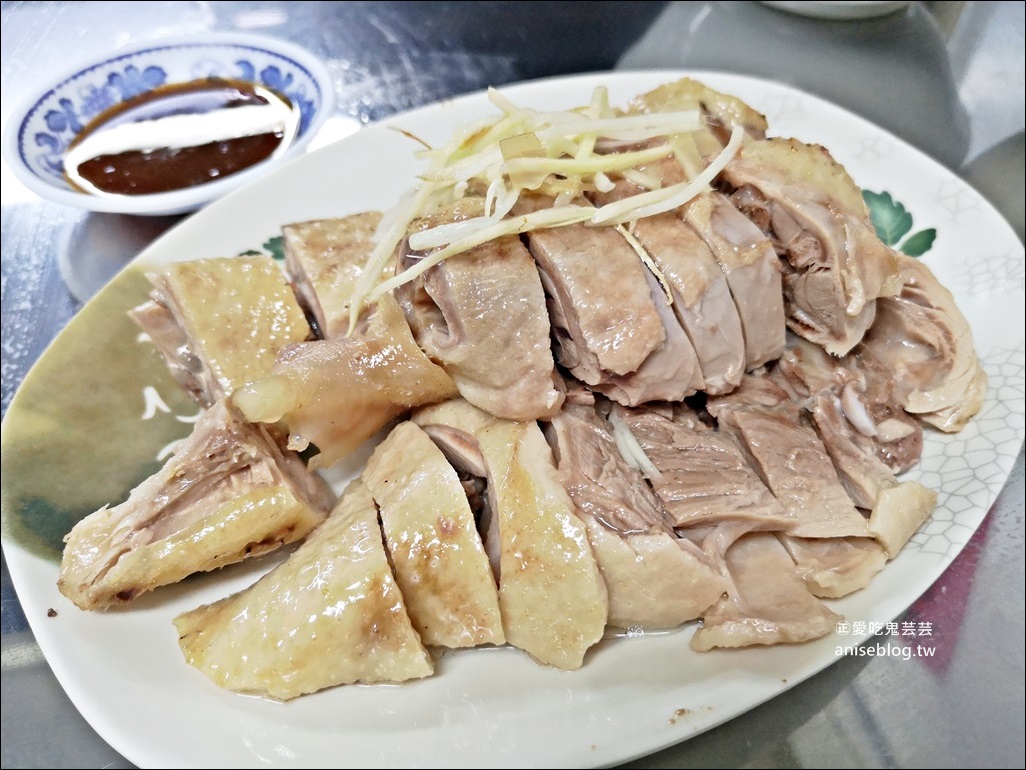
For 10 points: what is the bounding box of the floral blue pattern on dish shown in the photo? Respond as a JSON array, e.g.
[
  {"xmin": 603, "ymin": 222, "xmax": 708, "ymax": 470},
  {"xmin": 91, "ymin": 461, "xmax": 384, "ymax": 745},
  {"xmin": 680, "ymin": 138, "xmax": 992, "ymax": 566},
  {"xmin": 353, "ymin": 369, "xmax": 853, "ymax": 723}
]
[{"xmin": 22, "ymin": 44, "xmax": 323, "ymax": 183}]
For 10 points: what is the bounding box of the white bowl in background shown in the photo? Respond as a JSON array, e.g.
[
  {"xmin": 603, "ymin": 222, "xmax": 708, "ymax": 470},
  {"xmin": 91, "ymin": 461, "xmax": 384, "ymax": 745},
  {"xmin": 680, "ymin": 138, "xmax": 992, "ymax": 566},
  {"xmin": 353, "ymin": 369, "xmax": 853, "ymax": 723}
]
[
  {"xmin": 1, "ymin": 32, "xmax": 335, "ymax": 216},
  {"xmin": 761, "ymin": 2, "xmax": 912, "ymax": 20}
]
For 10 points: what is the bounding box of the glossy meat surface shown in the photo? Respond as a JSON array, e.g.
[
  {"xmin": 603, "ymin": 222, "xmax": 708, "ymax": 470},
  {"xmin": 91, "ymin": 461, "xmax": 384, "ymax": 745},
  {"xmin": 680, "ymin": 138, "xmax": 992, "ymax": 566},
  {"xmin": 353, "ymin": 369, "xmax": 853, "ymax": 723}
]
[
  {"xmin": 723, "ymin": 138, "xmax": 902, "ymax": 356},
  {"xmin": 691, "ymin": 532, "xmax": 841, "ymax": 651},
  {"xmin": 526, "ymin": 209, "xmax": 666, "ymax": 380},
  {"xmin": 283, "ymin": 211, "xmax": 383, "ymax": 338},
  {"xmin": 233, "ymin": 294, "xmax": 457, "ymax": 469},
  {"xmin": 130, "ymin": 255, "xmax": 311, "ymax": 406},
  {"xmin": 174, "ymin": 480, "xmax": 432, "ymax": 700},
  {"xmin": 59, "ymin": 399, "xmax": 333, "ymax": 611},
  {"xmin": 363, "ymin": 421, "xmax": 504, "ymax": 648},
  {"xmin": 399, "ymin": 200, "xmax": 563, "ymax": 420},
  {"xmin": 414, "ymin": 399, "xmax": 608, "ymax": 669}
]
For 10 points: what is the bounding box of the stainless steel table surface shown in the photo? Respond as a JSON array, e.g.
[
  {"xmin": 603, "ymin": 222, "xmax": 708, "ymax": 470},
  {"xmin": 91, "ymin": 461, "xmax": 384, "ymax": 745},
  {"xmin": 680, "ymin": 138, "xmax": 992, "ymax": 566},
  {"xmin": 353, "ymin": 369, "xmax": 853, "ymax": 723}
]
[{"xmin": 2, "ymin": 2, "xmax": 1023, "ymax": 767}]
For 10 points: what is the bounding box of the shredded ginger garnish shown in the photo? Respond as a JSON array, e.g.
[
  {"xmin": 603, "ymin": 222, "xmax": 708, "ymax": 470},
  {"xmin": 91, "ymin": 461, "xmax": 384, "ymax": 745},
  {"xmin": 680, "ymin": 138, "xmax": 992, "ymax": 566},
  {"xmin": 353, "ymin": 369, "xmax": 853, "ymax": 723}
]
[
  {"xmin": 608, "ymin": 408, "xmax": 664, "ymax": 482},
  {"xmin": 346, "ymin": 85, "xmax": 748, "ymax": 333},
  {"xmin": 590, "ymin": 124, "xmax": 745, "ymax": 225}
]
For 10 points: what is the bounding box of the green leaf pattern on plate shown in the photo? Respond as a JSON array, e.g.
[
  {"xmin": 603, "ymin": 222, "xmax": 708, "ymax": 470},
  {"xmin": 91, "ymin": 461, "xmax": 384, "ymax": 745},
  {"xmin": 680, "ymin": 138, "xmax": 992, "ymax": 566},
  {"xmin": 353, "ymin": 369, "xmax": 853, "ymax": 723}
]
[
  {"xmin": 863, "ymin": 189, "xmax": 937, "ymax": 257},
  {"xmin": 897, "ymin": 228, "xmax": 937, "ymax": 257},
  {"xmin": 238, "ymin": 235, "xmax": 285, "ymax": 261},
  {"xmin": 0, "ymin": 267, "xmax": 196, "ymax": 561}
]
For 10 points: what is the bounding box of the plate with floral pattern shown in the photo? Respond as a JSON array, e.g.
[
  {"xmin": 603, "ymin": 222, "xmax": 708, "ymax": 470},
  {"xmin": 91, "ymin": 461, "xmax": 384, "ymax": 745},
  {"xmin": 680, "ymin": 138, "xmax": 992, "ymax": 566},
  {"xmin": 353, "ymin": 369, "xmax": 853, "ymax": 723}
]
[
  {"xmin": 2, "ymin": 70, "xmax": 1023, "ymax": 768},
  {"xmin": 1, "ymin": 32, "xmax": 334, "ymax": 215}
]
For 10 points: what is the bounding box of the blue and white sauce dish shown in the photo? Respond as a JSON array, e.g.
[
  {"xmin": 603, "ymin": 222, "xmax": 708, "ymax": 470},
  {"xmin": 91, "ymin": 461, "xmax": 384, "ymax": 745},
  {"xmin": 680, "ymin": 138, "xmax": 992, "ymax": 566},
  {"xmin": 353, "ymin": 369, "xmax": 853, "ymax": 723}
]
[{"xmin": 2, "ymin": 32, "xmax": 335, "ymax": 216}]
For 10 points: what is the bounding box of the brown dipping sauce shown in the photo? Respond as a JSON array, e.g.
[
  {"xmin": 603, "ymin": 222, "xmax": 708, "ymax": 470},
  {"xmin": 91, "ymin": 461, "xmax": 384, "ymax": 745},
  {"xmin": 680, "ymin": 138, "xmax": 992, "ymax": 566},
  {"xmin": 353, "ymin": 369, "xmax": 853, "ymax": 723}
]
[{"xmin": 64, "ymin": 78, "xmax": 297, "ymax": 196}]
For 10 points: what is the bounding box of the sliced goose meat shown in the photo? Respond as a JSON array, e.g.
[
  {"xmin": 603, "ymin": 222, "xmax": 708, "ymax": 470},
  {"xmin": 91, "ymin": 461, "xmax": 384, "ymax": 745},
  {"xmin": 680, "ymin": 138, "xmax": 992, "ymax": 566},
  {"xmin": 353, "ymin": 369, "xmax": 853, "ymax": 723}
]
[
  {"xmin": 771, "ymin": 338, "xmax": 937, "ymax": 553},
  {"xmin": 681, "ymin": 191, "xmax": 787, "ymax": 369},
  {"xmin": 362, "ymin": 421, "xmax": 504, "ymax": 649},
  {"xmin": 852, "ymin": 351, "xmax": 926, "ymax": 474},
  {"xmin": 722, "ymin": 138, "xmax": 902, "ymax": 356},
  {"xmin": 547, "ymin": 402, "xmax": 725, "ymax": 629},
  {"xmin": 129, "ymin": 255, "xmax": 311, "ymax": 407},
  {"xmin": 174, "ymin": 480, "xmax": 432, "ymax": 700},
  {"xmin": 282, "ymin": 211, "xmax": 382, "ymax": 338},
  {"xmin": 617, "ymin": 158, "xmax": 784, "ymax": 373},
  {"xmin": 547, "ymin": 402, "xmax": 673, "ymax": 534},
  {"xmin": 590, "ymin": 176, "xmax": 744, "ymax": 394},
  {"xmin": 412, "ymin": 400, "xmax": 499, "ymax": 573},
  {"xmin": 580, "ymin": 521, "xmax": 727, "ymax": 631},
  {"xmin": 232, "ymin": 294, "xmax": 457, "ymax": 470},
  {"xmin": 613, "ymin": 404, "xmax": 793, "ymax": 532},
  {"xmin": 397, "ymin": 198, "xmax": 564, "ymax": 420},
  {"xmin": 632, "ymin": 212, "xmax": 746, "ymax": 393},
  {"xmin": 477, "ymin": 418, "xmax": 608, "ymax": 668},
  {"xmin": 807, "ymin": 388, "xmax": 935, "ymax": 534},
  {"xmin": 778, "ymin": 535, "xmax": 887, "ymax": 599},
  {"xmin": 772, "ymin": 340, "xmax": 917, "ymax": 508},
  {"xmin": 813, "ymin": 384, "xmax": 936, "ymax": 550},
  {"xmin": 521, "ymin": 197, "xmax": 667, "ymax": 383},
  {"xmin": 628, "ymin": 76, "xmax": 769, "ymax": 143},
  {"xmin": 59, "ymin": 398, "xmax": 334, "ymax": 611},
  {"xmin": 774, "ymin": 335, "xmax": 924, "ymax": 475},
  {"xmin": 867, "ymin": 481, "xmax": 939, "ymax": 559},
  {"xmin": 691, "ymin": 532, "xmax": 842, "ymax": 651},
  {"xmin": 859, "ymin": 254, "xmax": 986, "ymax": 432},
  {"xmin": 414, "ymin": 399, "xmax": 608, "ymax": 669},
  {"xmin": 678, "ymin": 520, "xmax": 761, "ymax": 571},
  {"xmin": 563, "ymin": 378, "xmax": 597, "ymax": 406},
  {"xmin": 595, "ymin": 266, "xmax": 703, "ymax": 405},
  {"xmin": 708, "ymin": 376, "xmax": 871, "ymax": 539}
]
